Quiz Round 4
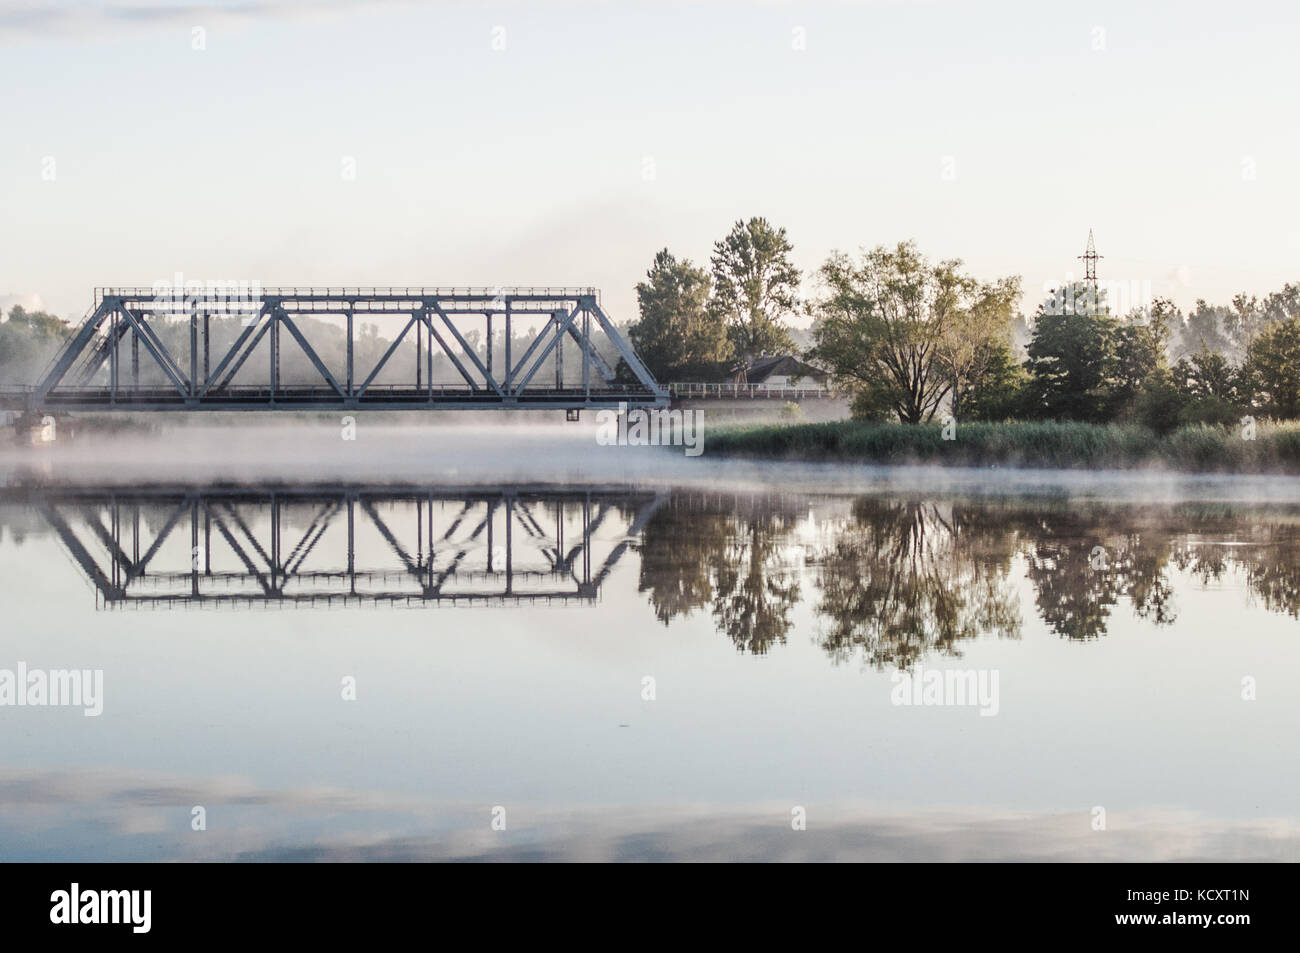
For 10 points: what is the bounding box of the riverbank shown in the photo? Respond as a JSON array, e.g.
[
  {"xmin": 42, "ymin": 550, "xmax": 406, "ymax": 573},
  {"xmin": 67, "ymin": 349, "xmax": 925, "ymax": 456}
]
[{"xmin": 707, "ymin": 420, "xmax": 1300, "ymax": 474}]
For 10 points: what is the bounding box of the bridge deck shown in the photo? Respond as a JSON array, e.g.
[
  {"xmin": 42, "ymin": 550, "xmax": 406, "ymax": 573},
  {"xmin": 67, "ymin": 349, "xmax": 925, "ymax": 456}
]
[{"xmin": 30, "ymin": 385, "xmax": 662, "ymax": 412}]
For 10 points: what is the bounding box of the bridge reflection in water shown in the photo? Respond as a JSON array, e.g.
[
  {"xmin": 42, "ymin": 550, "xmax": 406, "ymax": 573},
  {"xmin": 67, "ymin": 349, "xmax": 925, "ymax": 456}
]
[{"xmin": 19, "ymin": 485, "xmax": 664, "ymax": 608}]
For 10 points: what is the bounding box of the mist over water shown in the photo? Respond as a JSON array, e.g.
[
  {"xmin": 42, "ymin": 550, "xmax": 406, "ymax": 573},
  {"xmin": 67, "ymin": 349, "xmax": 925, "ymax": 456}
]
[{"xmin": 7, "ymin": 417, "xmax": 1300, "ymax": 504}]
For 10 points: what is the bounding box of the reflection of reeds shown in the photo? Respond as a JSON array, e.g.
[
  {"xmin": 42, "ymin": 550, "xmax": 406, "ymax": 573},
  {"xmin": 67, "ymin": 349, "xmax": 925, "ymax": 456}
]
[{"xmin": 709, "ymin": 420, "xmax": 1300, "ymax": 473}]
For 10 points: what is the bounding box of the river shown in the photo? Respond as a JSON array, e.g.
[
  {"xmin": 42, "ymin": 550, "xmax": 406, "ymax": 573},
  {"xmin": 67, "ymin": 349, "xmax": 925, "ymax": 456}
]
[{"xmin": 1, "ymin": 422, "xmax": 1298, "ymax": 860}]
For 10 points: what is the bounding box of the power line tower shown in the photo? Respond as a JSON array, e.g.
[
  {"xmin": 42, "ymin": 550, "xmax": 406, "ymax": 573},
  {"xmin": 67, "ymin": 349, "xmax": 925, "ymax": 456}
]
[{"xmin": 1077, "ymin": 229, "xmax": 1102, "ymax": 297}]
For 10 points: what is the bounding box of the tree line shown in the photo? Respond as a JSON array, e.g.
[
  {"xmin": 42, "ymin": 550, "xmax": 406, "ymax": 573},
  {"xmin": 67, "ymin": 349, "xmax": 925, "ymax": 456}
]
[{"xmin": 628, "ymin": 221, "xmax": 1300, "ymax": 428}]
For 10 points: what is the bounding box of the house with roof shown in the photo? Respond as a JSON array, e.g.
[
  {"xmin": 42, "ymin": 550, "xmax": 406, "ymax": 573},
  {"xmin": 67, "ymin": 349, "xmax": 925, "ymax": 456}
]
[{"xmin": 731, "ymin": 354, "xmax": 829, "ymax": 392}]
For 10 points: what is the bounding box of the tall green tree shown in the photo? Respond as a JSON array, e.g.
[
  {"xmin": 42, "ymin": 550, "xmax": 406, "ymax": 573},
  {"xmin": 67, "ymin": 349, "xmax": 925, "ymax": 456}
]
[
  {"xmin": 808, "ymin": 240, "xmax": 1019, "ymax": 424},
  {"xmin": 941, "ymin": 275, "xmax": 1022, "ymax": 419},
  {"xmin": 1113, "ymin": 299, "xmax": 1175, "ymax": 410},
  {"xmin": 959, "ymin": 338, "xmax": 1029, "ymax": 421},
  {"xmin": 1242, "ymin": 316, "xmax": 1300, "ymax": 419},
  {"xmin": 1174, "ymin": 345, "xmax": 1238, "ymax": 402},
  {"xmin": 1023, "ymin": 283, "xmax": 1120, "ymax": 422},
  {"xmin": 629, "ymin": 249, "xmax": 731, "ymax": 380},
  {"xmin": 709, "ymin": 217, "xmax": 800, "ymax": 358}
]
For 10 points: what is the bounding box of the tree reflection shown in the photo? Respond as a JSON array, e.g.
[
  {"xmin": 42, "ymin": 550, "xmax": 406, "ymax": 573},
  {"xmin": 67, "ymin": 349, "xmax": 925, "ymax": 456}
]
[
  {"xmin": 1015, "ymin": 512, "xmax": 1178, "ymax": 641},
  {"xmin": 635, "ymin": 494, "xmax": 1300, "ymax": 664},
  {"xmin": 1169, "ymin": 511, "xmax": 1300, "ymax": 619},
  {"xmin": 635, "ymin": 496, "xmax": 801, "ymax": 653},
  {"xmin": 814, "ymin": 500, "xmax": 1020, "ymax": 668}
]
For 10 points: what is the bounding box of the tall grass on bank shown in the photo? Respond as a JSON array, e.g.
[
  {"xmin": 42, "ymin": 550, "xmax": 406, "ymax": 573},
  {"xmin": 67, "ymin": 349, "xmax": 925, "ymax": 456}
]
[{"xmin": 705, "ymin": 420, "xmax": 1300, "ymax": 473}]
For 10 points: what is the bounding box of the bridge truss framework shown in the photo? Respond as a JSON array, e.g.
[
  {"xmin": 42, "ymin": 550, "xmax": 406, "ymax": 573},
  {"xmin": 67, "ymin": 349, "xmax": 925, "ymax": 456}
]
[
  {"xmin": 15, "ymin": 484, "xmax": 665, "ymax": 608},
  {"xmin": 30, "ymin": 287, "xmax": 665, "ymax": 412}
]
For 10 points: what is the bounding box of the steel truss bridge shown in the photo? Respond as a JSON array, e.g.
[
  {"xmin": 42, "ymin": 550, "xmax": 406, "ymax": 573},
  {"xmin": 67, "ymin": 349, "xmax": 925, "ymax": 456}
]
[
  {"xmin": 26, "ymin": 287, "xmax": 665, "ymax": 413},
  {"xmin": 11, "ymin": 484, "xmax": 664, "ymax": 608}
]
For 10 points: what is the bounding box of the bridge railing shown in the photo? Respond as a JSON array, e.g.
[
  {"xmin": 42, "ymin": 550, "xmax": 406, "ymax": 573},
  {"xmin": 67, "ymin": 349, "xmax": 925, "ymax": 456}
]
[
  {"xmin": 95, "ymin": 286, "xmax": 602, "ymax": 302},
  {"xmin": 667, "ymin": 382, "xmax": 835, "ymax": 400}
]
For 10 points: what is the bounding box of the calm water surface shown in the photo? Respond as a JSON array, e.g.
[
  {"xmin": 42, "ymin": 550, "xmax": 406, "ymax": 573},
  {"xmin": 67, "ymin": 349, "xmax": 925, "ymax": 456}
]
[{"xmin": 2, "ymin": 429, "xmax": 1299, "ymax": 861}]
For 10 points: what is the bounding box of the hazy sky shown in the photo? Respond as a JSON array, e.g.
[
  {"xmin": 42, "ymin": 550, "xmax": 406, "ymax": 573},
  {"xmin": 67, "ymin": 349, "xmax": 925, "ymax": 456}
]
[{"xmin": 2, "ymin": 0, "xmax": 1298, "ymax": 324}]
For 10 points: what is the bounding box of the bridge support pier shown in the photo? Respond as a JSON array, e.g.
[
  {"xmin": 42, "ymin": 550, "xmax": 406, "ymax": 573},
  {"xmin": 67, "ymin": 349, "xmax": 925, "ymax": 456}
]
[{"xmin": 9, "ymin": 410, "xmax": 75, "ymax": 446}]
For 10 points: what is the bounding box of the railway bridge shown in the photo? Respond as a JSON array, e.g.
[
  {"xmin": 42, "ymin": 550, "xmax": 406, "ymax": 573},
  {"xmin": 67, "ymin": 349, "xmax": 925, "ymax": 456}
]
[{"xmin": 6, "ymin": 286, "xmax": 664, "ymax": 416}]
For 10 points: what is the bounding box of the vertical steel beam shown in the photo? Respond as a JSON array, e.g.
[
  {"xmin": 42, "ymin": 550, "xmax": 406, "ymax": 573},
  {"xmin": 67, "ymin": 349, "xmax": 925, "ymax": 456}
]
[
  {"xmin": 582, "ymin": 494, "xmax": 591, "ymax": 583},
  {"xmin": 347, "ymin": 495, "xmax": 355, "ymax": 596},
  {"xmin": 270, "ymin": 312, "xmax": 279, "ymax": 400},
  {"xmin": 271, "ymin": 493, "xmax": 280, "ymax": 593},
  {"xmin": 109, "ymin": 309, "xmax": 118, "ymax": 403},
  {"xmin": 582, "ymin": 308, "xmax": 590, "ymax": 397},
  {"xmin": 190, "ymin": 499, "xmax": 199, "ymax": 598},
  {"xmin": 111, "ymin": 498, "xmax": 120, "ymax": 591},
  {"xmin": 505, "ymin": 497, "xmax": 513, "ymax": 596},
  {"xmin": 555, "ymin": 311, "xmax": 563, "ymax": 389}
]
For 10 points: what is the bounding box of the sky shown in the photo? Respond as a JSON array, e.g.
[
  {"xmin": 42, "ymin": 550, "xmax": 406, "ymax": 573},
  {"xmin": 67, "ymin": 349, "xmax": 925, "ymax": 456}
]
[{"xmin": 2, "ymin": 0, "xmax": 1299, "ymax": 325}]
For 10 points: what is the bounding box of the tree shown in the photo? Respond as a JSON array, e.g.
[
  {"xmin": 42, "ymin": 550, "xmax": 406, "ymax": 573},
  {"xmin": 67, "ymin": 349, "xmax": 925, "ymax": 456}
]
[
  {"xmin": 629, "ymin": 249, "xmax": 731, "ymax": 380},
  {"xmin": 0, "ymin": 305, "xmax": 71, "ymax": 386},
  {"xmin": 1158, "ymin": 345, "xmax": 1243, "ymax": 429},
  {"xmin": 960, "ymin": 338, "xmax": 1029, "ymax": 421},
  {"xmin": 1242, "ymin": 316, "xmax": 1300, "ymax": 419},
  {"xmin": 1113, "ymin": 299, "xmax": 1174, "ymax": 411},
  {"xmin": 808, "ymin": 240, "xmax": 1020, "ymax": 424},
  {"xmin": 709, "ymin": 217, "xmax": 799, "ymax": 358},
  {"xmin": 941, "ymin": 275, "xmax": 1021, "ymax": 419},
  {"xmin": 1023, "ymin": 282, "xmax": 1120, "ymax": 422},
  {"xmin": 1173, "ymin": 298, "xmax": 1234, "ymax": 362},
  {"xmin": 1174, "ymin": 345, "xmax": 1238, "ymax": 402}
]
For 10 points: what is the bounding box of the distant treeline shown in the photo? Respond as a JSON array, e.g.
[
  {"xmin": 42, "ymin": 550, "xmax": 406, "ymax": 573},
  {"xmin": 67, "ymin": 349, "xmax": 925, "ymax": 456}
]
[
  {"xmin": 624, "ymin": 222, "xmax": 1300, "ymax": 428},
  {"xmin": 0, "ymin": 307, "xmax": 70, "ymax": 386}
]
